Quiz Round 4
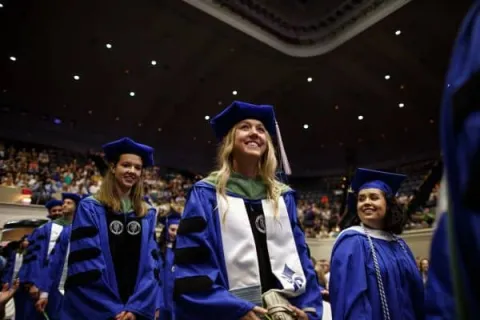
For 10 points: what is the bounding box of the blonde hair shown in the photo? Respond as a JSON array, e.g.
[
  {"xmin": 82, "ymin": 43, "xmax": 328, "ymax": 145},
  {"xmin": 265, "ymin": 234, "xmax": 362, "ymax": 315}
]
[
  {"xmin": 95, "ymin": 166, "xmax": 147, "ymax": 217},
  {"xmin": 213, "ymin": 122, "xmax": 282, "ymax": 220}
]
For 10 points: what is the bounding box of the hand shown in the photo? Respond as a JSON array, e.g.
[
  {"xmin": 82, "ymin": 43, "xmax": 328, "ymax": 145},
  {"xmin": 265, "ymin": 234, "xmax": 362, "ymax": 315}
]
[
  {"xmin": 115, "ymin": 311, "xmax": 136, "ymax": 320},
  {"xmin": 29, "ymin": 285, "xmax": 39, "ymax": 300},
  {"xmin": 35, "ymin": 298, "xmax": 48, "ymax": 312},
  {"xmin": 289, "ymin": 305, "xmax": 309, "ymax": 320},
  {"xmin": 0, "ymin": 279, "xmax": 19, "ymax": 306},
  {"xmin": 155, "ymin": 309, "xmax": 160, "ymax": 320},
  {"xmin": 240, "ymin": 306, "xmax": 268, "ymax": 320}
]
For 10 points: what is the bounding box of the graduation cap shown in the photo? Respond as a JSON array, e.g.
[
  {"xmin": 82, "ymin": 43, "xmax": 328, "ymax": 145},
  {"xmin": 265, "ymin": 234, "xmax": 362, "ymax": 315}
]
[
  {"xmin": 210, "ymin": 101, "xmax": 292, "ymax": 175},
  {"xmin": 102, "ymin": 137, "xmax": 155, "ymax": 167},
  {"xmin": 342, "ymin": 168, "xmax": 406, "ymax": 228},
  {"xmin": 45, "ymin": 199, "xmax": 63, "ymax": 211},
  {"xmin": 62, "ymin": 193, "xmax": 82, "ymax": 206},
  {"xmin": 159, "ymin": 210, "xmax": 181, "ymax": 228}
]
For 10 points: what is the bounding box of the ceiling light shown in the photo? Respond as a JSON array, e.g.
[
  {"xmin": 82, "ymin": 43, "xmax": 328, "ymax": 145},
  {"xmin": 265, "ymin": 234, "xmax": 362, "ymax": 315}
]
[
  {"xmin": 358, "ymin": 115, "xmax": 364, "ymax": 120},
  {"xmin": 157, "ymin": 128, "xmax": 162, "ymax": 132},
  {"xmin": 106, "ymin": 43, "xmax": 112, "ymax": 49},
  {"xmin": 303, "ymin": 124, "xmax": 309, "ymax": 129},
  {"xmin": 334, "ymin": 105, "xmax": 339, "ymax": 110},
  {"xmin": 115, "ymin": 116, "xmax": 120, "ymax": 121},
  {"xmin": 307, "ymin": 77, "xmax": 313, "ymax": 82},
  {"xmin": 399, "ymin": 103, "xmax": 405, "ymax": 108},
  {"xmin": 0, "ymin": 4, "xmax": 4, "ymax": 8},
  {"xmin": 384, "ymin": 75, "xmax": 391, "ymax": 80},
  {"xmin": 138, "ymin": 122, "xmax": 142, "ymax": 127},
  {"xmin": 151, "ymin": 60, "xmax": 157, "ymax": 66},
  {"xmin": 232, "ymin": 90, "xmax": 238, "ymax": 95},
  {"xmin": 395, "ymin": 30, "xmax": 402, "ymax": 36},
  {"xmin": 204, "ymin": 115, "xmax": 210, "ymax": 120},
  {"xmin": 53, "ymin": 118, "xmax": 62, "ymax": 125},
  {"xmin": 9, "ymin": 56, "xmax": 16, "ymax": 61},
  {"xmin": 88, "ymin": 110, "xmax": 92, "ymax": 115},
  {"xmin": 129, "ymin": 91, "xmax": 135, "ymax": 97},
  {"xmin": 73, "ymin": 75, "xmax": 80, "ymax": 80}
]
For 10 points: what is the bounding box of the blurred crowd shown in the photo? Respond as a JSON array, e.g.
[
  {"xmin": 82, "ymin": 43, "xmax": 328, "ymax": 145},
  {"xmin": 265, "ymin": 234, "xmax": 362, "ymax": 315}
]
[{"xmin": 0, "ymin": 140, "xmax": 438, "ymax": 233}]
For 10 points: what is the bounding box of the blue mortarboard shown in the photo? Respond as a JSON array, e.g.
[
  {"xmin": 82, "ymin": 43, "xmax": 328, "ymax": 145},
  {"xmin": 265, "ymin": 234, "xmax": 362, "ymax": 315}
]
[
  {"xmin": 210, "ymin": 101, "xmax": 292, "ymax": 175},
  {"xmin": 210, "ymin": 101, "xmax": 277, "ymax": 140},
  {"xmin": 62, "ymin": 193, "xmax": 81, "ymax": 205},
  {"xmin": 159, "ymin": 210, "xmax": 181, "ymax": 227},
  {"xmin": 350, "ymin": 168, "xmax": 406, "ymax": 197},
  {"xmin": 102, "ymin": 137, "xmax": 155, "ymax": 167},
  {"xmin": 45, "ymin": 199, "xmax": 63, "ymax": 210},
  {"xmin": 342, "ymin": 168, "xmax": 406, "ymax": 228}
]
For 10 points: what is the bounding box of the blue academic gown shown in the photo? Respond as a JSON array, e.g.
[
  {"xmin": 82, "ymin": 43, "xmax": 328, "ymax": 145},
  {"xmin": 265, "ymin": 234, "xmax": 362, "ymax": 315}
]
[
  {"xmin": 37, "ymin": 225, "xmax": 72, "ymax": 320},
  {"xmin": 427, "ymin": 1, "xmax": 480, "ymax": 318},
  {"xmin": 329, "ymin": 227, "xmax": 424, "ymax": 320},
  {"xmin": 424, "ymin": 214, "xmax": 455, "ymax": 319},
  {"xmin": 2, "ymin": 250, "xmax": 31, "ymax": 320},
  {"xmin": 158, "ymin": 246, "xmax": 174, "ymax": 320},
  {"xmin": 62, "ymin": 197, "xmax": 159, "ymax": 320},
  {"xmin": 174, "ymin": 181, "xmax": 322, "ymax": 320},
  {"xmin": 15, "ymin": 233, "xmax": 44, "ymax": 320}
]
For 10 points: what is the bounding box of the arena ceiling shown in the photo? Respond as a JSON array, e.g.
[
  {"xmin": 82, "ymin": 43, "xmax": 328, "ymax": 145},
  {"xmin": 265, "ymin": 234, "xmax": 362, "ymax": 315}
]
[{"xmin": 0, "ymin": 0, "xmax": 472, "ymax": 176}]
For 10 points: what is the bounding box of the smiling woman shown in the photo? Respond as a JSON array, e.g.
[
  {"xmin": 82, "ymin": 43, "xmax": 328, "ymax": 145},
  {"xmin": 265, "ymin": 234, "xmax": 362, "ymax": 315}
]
[
  {"xmin": 329, "ymin": 168, "xmax": 424, "ymax": 320},
  {"xmin": 61, "ymin": 137, "xmax": 160, "ymax": 320},
  {"xmin": 173, "ymin": 101, "xmax": 323, "ymax": 320}
]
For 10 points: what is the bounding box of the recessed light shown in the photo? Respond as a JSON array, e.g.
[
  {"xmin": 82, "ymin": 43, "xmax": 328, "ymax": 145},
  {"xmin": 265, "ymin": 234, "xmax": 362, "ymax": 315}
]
[
  {"xmin": 358, "ymin": 115, "xmax": 364, "ymax": 120},
  {"xmin": 53, "ymin": 118, "xmax": 62, "ymax": 125},
  {"xmin": 0, "ymin": 4, "xmax": 4, "ymax": 8},
  {"xmin": 129, "ymin": 91, "xmax": 135, "ymax": 97},
  {"xmin": 334, "ymin": 105, "xmax": 339, "ymax": 110},
  {"xmin": 151, "ymin": 60, "xmax": 157, "ymax": 66},
  {"xmin": 106, "ymin": 43, "xmax": 112, "ymax": 49},
  {"xmin": 157, "ymin": 127, "xmax": 162, "ymax": 132},
  {"xmin": 303, "ymin": 124, "xmax": 309, "ymax": 129},
  {"xmin": 204, "ymin": 115, "xmax": 210, "ymax": 120},
  {"xmin": 115, "ymin": 116, "xmax": 120, "ymax": 121},
  {"xmin": 307, "ymin": 77, "xmax": 313, "ymax": 82},
  {"xmin": 9, "ymin": 56, "xmax": 16, "ymax": 61},
  {"xmin": 218, "ymin": 101, "xmax": 223, "ymax": 105},
  {"xmin": 88, "ymin": 110, "xmax": 92, "ymax": 115},
  {"xmin": 73, "ymin": 75, "xmax": 80, "ymax": 80},
  {"xmin": 384, "ymin": 75, "xmax": 391, "ymax": 80},
  {"xmin": 395, "ymin": 30, "xmax": 402, "ymax": 36},
  {"xmin": 429, "ymin": 119, "xmax": 435, "ymax": 124},
  {"xmin": 399, "ymin": 103, "xmax": 405, "ymax": 108},
  {"xmin": 232, "ymin": 90, "xmax": 238, "ymax": 95},
  {"xmin": 138, "ymin": 122, "xmax": 143, "ymax": 127}
]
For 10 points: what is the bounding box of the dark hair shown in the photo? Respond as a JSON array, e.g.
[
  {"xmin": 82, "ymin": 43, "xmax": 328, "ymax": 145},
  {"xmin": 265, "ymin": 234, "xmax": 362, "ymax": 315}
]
[{"xmin": 350, "ymin": 191, "xmax": 406, "ymax": 234}]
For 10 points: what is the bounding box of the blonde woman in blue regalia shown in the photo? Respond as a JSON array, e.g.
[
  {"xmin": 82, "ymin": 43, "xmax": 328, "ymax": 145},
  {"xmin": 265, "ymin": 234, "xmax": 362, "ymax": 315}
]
[
  {"xmin": 329, "ymin": 168, "xmax": 424, "ymax": 320},
  {"xmin": 173, "ymin": 101, "xmax": 323, "ymax": 320}
]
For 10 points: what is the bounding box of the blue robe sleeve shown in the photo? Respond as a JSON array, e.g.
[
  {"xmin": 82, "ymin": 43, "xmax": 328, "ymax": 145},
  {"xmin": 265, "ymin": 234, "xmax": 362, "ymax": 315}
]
[
  {"xmin": 156, "ymin": 255, "xmax": 164, "ymax": 311},
  {"xmin": 38, "ymin": 229, "xmax": 68, "ymax": 294},
  {"xmin": 20, "ymin": 227, "xmax": 44, "ymax": 284},
  {"xmin": 63, "ymin": 200, "xmax": 124, "ymax": 319},
  {"xmin": 173, "ymin": 186, "xmax": 256, "ymax": 320},
  {"xmin": 284, "ymin": 192, "xmax": 323, "ymax": 320},
  {"xmin": 400, "ymin": 238, "xmax": 425, "ymax": 319},
  {"xmin": 425, "ymin": 214, "xmax": 455, "ymax": 319},
  {"xmin": 1, "ymin": 251, "xmax": 15, "ymax": 285},
  {"xmin": 330, "ymin": 234, "xmax": 371, "ymax": 320}
]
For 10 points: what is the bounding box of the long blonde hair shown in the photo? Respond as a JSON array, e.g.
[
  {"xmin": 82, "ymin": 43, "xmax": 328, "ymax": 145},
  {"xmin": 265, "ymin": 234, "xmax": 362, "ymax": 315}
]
[
  {"xmin": 95, "ymin": 167, "xmax": 147, "ymax": 217},
  {"xmin": 213, "ymin": 123, "xmax": 283, "ymax": 218}
]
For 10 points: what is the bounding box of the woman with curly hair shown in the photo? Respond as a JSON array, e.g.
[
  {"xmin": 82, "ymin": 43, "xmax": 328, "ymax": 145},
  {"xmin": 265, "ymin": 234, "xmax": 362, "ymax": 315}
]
[{"xmin": 329, "ymin": 168, "xmax": 424, "ymax": 320}]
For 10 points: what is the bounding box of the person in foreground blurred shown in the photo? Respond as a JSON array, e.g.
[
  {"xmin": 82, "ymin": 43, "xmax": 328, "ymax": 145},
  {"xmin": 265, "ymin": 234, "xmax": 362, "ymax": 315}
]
[
  {"xmin": 1, "ymin": 237, "xmax": 28, "ymax": 320},
  {"xmin": 329, "ymin": 168, "xmax": 424, "ymax": 320},
  {"xmin": 35, "ymin": 193, "xmax": 80, "ymax": 319},
  {"xmin": 62, "ymin": 137, "xmax": 159, "ymax": 320},
  {"xmin": 173, "ymin": 101, "xmax": 322, "ymax": 320},
  {"xmin": 425, "ymin": 2, "xmax": 480, "ymax": 318},
  {"xmin": 0, "ymin": 280, "xmax": 20, "ymax": 320},
  {"xmin": 157, "ymin": 211, "xmax": 181, "ymax": 320}
]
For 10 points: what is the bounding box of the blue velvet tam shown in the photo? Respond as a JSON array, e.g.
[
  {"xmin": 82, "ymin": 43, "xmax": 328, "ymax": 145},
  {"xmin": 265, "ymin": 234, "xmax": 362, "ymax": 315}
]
[
  {"xmin": 62, "ymin": 193, "xmax": 82, "ymax": 206},
  {"xmin": 158, "ymin": 211, "xmax": 181, "ymax": 229},
  {"xmin": 351, "ymin": 168, "xmax": 406, "ymax": 197},
  {"xmin": 210, "ymin": 101, "xmax": 277, "ymax": 140},
  {"xmin": 45, "ymin": 199, "xmax": 63, "ymax": 210},
  {"xmin": 102, "ymin": 137, "xmax": 154, "ymax": 167}
]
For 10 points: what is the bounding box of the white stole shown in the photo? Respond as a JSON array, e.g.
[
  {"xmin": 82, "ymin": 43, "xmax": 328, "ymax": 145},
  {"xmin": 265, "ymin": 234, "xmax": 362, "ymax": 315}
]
[
  {"xmin": 12, "ymin": 253, "xmax": 23, "ymax": 282},
  {"xmin": 48, "ymin": 223, "xmax": 64, "ymax": 256},
  {"xmin": 58, "ymin": 243, "xmax": 70, "ymax": 295},
  {"xmin": 216, "ymin": 195, "xmax": 306, "ymax": 304}
]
